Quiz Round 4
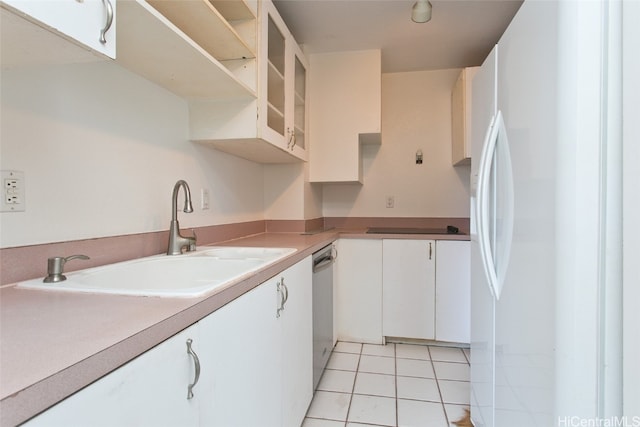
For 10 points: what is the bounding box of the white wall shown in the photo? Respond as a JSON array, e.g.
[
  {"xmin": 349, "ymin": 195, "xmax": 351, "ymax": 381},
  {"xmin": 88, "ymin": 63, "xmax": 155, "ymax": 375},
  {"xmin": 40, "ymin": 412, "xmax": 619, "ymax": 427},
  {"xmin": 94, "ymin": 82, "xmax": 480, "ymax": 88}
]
[
  {"xmin": 0, "ymin": 61, "xmax": 265, "ymax": 248},
  {"xmin": 322, "ymin": 69, "xmax": 470, "ymax": 217},
  {"xmin": 263, "ymin": 163, "xmax": 322, "ymax": 220}
]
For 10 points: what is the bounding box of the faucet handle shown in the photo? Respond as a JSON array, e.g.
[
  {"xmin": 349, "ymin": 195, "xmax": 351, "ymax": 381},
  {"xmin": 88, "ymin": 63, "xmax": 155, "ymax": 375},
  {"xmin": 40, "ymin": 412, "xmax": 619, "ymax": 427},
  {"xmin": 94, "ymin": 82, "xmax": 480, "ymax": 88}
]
[{"xmin": 44, "ymin": 255, "xmax": 90, "ymax": 283}]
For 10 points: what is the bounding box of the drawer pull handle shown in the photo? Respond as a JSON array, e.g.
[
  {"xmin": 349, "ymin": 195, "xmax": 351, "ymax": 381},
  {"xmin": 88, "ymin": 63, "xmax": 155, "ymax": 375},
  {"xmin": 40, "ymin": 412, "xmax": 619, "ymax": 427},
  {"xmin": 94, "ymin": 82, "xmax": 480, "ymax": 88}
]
[
  {"xmin": 186, "ymin": 338, "xmax": 200, "ymax": 399},
  {"xmin": 277, "ymin": 280, "xmax": 284, "ymax": 317},
  {"xmin": 100, "ymin": 0, "xmax": 114, "ymax": 44},
  {"xmin": 281, "ymin": 278, "xmax": 289, "ymax": 306}
]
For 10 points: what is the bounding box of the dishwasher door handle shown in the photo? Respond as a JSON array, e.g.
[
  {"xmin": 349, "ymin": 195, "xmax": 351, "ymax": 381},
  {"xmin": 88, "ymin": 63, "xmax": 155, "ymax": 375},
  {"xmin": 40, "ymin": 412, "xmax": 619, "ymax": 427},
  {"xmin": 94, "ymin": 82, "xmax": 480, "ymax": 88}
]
[{"xmin": 313, "ymin": 255, "xmax": 334, "ymax": 272}]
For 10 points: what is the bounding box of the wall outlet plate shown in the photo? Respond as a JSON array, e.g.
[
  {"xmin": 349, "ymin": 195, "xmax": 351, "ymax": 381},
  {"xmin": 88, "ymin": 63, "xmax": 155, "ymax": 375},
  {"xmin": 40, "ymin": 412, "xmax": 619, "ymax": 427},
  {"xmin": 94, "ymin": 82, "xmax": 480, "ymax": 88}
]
[
  {"xmin": 386, "ymin": 195, "xmax": 395, "ymax": 208},
  {"xmin": 1, "ymin": 170, "xmax": 25, "ymax": 212}
]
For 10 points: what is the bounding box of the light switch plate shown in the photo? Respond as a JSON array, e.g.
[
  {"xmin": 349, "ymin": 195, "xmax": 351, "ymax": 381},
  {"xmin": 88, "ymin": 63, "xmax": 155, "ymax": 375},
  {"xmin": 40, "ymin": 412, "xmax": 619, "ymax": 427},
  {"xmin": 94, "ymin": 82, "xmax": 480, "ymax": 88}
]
[
  {"xmin": 1, "ymin": 170, "xmax": 25, "ymax": 212},
  {"xmin": 201, "ymin": 188, "xmax": 210, "ymax": 210}
]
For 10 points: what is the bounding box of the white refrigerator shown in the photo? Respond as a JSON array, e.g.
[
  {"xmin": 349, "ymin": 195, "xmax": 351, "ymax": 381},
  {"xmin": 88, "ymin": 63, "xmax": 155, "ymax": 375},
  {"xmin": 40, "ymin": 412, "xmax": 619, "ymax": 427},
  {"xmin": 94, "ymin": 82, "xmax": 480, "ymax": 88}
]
[{"xmin": 469, "ymin": 1, "xmax": 624, "ymax": 426}]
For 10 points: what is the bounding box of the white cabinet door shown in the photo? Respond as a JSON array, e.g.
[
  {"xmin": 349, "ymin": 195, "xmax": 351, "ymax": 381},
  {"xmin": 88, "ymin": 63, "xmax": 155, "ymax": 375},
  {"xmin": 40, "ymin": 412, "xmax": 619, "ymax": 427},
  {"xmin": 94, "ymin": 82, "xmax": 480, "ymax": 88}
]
[
  {"xmin": 335, "ymin": 239, "xmax": 383, "ymax": 344},
  {"xmin": 259, "ymin": 0, "xmax": 289, "ymax": 150},
  {"xmin": 24, "ymin": 326, "xmax": 200, "ymax": 427},
  {"xmin": 382, "ymin": 239, "xmax": 436, "ymax": 340},
  {"xmin": 198, "ymin": 279, "xmax": 281, "ymax": 427},
  {"xmin": 2, "ymin": 0, "xmax": 116, "ymax": 58},
  {"xmin": 197, "ymin": 256, "xmax": 312, "ymax": 427},
  {"xmin": 451, "ymin": 67, "xmax": 479, "ymax": 165},
  {"xmin": 284, "ymin": 41, "xmax": 309, "ymax": 160},
  {"xmin": 435, "ymin": 241, "xmax": 471, "ymax": 343},
  {"xmin": 308, "ymin": 50, "xmax": 382, "ymax": 183},
  {"xmin": 278, "ymin": 256, "xmax": 313, "ymax": 427}
]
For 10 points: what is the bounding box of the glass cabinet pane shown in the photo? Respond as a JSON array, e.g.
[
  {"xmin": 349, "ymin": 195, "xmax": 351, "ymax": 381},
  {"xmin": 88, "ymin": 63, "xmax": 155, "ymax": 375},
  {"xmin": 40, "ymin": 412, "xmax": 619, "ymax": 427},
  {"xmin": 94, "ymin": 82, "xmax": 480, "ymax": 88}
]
[
  {"xmin": 267, "ymin": 15, "xmax": 285, "ymax": 135},
  {"xmin": 294, "ymin": 56, "xmax": 306, "ymax": 149}
]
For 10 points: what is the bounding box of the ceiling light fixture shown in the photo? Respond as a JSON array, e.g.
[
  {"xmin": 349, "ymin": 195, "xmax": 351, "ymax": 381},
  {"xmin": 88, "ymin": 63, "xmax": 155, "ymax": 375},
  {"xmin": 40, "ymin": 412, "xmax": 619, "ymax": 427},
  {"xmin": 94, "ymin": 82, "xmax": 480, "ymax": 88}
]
[{"xmin": 411, "ymin": 0, "xmax": 432, "ymax": 23}]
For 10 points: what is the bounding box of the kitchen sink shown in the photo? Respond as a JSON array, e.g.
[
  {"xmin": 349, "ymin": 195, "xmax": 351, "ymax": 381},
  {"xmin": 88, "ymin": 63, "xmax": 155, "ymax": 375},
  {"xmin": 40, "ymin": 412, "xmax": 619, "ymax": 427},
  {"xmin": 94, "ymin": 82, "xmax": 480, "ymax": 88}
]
[{"xmin": 16, "ymin": 247, "xmax": 296, "ymax": 298}]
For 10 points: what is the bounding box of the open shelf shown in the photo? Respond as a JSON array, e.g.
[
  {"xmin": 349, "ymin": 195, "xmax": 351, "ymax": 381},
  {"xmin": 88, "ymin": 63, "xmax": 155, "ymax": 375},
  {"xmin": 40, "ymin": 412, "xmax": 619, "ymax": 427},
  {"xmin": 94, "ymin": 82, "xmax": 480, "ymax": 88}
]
[
  {"xmin": 115, "ymin": 0, "xmax": 255, "ymax": 100},
  {"xmin": 147, "ymin": 0, "xmax": 255, "ymax": 61},
  {"xmin": 210, "ymin": 0, "xmax": 255, "ymax": 21}
]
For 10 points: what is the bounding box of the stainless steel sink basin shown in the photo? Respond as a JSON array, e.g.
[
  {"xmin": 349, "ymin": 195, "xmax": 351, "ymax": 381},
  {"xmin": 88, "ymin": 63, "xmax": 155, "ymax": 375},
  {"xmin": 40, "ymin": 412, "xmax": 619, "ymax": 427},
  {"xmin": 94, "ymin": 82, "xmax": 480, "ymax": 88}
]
[{"xmin": 17, "ymin": 247, "xmax": 296, "ymax": 298}]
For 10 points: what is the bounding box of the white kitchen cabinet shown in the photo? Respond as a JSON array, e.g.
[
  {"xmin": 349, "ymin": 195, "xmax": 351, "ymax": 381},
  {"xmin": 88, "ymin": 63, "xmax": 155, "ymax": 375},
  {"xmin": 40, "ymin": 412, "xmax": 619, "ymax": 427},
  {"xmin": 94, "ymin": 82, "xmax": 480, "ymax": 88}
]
[
  {"xmin": 308, "ymin": 49, "xmax": 382, "ymax": 183},
  {"xmin": 287, "ymin": 42, "xmax": 308, "ymax": 156},
  {"xmin": 451, "ymin": 66, "xmax": 479, "ymax": 166},
  {"xmin": 197, "ymin": 255, "xmax": 312, "ymax": 427},
  {"xmin": 382, "ymin": 239, "xmax": 436, "ymax": 340},
  {"xmin": 1, "ymin": 0, "xmax": 116, "ymax": 60},
  {"xmin": 24, "ymin": 326, "xmax": 201, "ymax": 427},
  {"xmin": 335, "ymin": 239, "xmax": 383, "ymax": 344},
  {"xmin": 435, "ymin": 240, "xmax": 470, "ymax": 343},
  {"xmin": 279, "ymin": 256, "xmax": 313, "ymax": 426},
  {"xmin": 0, "ymin": 0, "xmax": 303, "ymax": 164},
  {"xmin": 190, "ymin": 0, "xmax": 308, "ymax": 163},
  {"xmin": 0, "ymin": 0, "xmax": 255, "ymax": 101},
  {"xmin": 198, "ymin": 276, "xmax": 281, "ymax": 426}
]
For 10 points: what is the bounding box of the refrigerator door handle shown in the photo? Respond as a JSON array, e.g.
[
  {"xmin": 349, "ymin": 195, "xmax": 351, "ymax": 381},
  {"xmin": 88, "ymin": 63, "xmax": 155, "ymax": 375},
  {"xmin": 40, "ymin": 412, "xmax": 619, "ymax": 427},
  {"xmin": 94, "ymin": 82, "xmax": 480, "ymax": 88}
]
[{"xmin": 476, "ymin": 110, "xmax": 514, "ymax": 300}]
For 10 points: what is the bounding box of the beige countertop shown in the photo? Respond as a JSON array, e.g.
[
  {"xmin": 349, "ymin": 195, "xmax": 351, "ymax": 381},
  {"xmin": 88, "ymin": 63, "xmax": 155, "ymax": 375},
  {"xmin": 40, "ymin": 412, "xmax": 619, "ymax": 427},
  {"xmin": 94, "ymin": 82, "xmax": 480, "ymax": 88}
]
[{"xmin": 0, "ymin": 230, "xmax": 468, "ymax": 426}]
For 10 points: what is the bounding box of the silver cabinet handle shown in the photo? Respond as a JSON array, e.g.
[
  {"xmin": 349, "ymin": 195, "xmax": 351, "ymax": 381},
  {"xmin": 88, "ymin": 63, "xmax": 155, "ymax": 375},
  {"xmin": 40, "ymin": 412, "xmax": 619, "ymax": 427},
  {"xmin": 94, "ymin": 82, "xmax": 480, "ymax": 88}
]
[
  {"xmin": 186, "ymin": 338, "xmax": 200, "ymax": 400},
  {"xmin": 276, "ymin": 278, "xmax": 289, "ymax": 318},
  {"xmin": 286, "ymin": 128, "xmax": 296, "ymax": 151},
  {"xmin": 100, "ymin": 0, "xmax": 114, "ymax": 45},
  {"xmin": 281, "ymin": 278, "xmax": 289, "ymax": 306},
  {"xmin": 276, "ymin": 279, "xmax": 285, "ymax": 318},
  {"xmin": 429, "ymin": 242, "xmax": 433, "ymax": 260}
]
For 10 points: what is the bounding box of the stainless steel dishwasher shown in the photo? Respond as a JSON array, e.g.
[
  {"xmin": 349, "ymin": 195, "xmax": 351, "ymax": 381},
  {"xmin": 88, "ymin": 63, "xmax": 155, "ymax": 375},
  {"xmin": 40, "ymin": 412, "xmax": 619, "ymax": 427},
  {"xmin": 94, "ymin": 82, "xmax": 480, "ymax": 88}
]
[{"xmin": 312, "ymin": 243, "xmax": 336, "ymax": 390}]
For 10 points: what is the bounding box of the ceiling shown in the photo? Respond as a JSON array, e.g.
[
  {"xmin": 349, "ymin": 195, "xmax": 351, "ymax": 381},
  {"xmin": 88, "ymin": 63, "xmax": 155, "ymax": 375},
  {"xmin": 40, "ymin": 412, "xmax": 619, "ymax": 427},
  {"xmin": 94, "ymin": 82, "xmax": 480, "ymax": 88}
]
[{"xmin": 272, "ymin": 0, "xmax": 523, "ymax": 73}]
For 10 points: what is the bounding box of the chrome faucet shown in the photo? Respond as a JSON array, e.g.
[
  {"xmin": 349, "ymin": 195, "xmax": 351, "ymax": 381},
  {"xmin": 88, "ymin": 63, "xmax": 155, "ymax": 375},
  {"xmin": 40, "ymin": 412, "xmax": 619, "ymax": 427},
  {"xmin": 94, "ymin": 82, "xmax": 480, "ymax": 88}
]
[{"xmin": 167, "ymin": 180, "xmax": 197, "ymax": 255}]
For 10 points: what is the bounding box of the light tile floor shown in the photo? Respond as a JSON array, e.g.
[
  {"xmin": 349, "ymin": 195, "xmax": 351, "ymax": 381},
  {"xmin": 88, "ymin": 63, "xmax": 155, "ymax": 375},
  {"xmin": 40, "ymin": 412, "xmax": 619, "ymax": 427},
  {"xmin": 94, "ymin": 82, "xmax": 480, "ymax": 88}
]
[{"xmin": 303, "ymin": 341, "xmax": 470, "ymax": 427}]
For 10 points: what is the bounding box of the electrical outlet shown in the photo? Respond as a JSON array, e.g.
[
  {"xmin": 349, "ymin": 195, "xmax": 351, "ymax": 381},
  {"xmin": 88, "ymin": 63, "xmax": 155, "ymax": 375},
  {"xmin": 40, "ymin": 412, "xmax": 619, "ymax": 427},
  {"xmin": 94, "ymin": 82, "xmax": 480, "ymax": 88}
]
[
  {"xmin": 201, "ymin": 188, "xmax": 210, "ymax": 210},
  {"xmin": 1, "ymin": 170, "xmax": 25, "ymax": 212},
  {"xmin": 386, "ymin": 196, "xmax": 395, "ymax": 208}
]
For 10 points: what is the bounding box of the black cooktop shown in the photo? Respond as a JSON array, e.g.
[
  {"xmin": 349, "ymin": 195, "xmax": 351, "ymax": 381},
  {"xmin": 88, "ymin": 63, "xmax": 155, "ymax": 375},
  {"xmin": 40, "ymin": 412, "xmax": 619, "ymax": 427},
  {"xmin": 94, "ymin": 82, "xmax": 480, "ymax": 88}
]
[{"xmin": 366, "ymin": 226, "xmax": 461, "ymax": 235}]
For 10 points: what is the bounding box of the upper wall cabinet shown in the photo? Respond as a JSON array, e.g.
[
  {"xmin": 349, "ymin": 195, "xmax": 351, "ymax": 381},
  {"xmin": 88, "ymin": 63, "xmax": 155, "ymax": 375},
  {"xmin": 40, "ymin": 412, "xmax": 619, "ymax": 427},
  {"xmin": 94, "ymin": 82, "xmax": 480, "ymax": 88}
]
[
  {"xmin": 1, "ymin": 0, "xmax": 256, "ymax": 100},
  {"xmin": 1, "ymin": 0, "xmax": 306, "ymax": 163},
  {"xmin": 451, "ymin": 66, "xmax": 479, "ymax": 166},
  {"xmin": 189, "ymin": 0, "xmax": 309, "ymax": 163},
  {"xmin": 0, "ymin": 0, "xmax": 116, "ymax": 67},
  {"xmin": 308, "ymin": 49, "xmax": 382, "ymax": 183}
]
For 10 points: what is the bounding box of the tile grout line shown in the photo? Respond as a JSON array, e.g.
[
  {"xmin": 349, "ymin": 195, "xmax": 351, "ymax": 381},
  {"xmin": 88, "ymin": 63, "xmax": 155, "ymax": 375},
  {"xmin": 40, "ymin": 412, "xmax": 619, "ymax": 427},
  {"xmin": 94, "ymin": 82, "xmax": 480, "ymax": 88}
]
[
  {"xmin": 394, "ymin": 343, "xmax": 399, "ymax": 427},
  {"xmin": 343, "ymin": 343, "xmax": 362, "ymax": 426},
  {"xmin": 428, "ymin": 346, "xmax": 452, "ymax": 426}
]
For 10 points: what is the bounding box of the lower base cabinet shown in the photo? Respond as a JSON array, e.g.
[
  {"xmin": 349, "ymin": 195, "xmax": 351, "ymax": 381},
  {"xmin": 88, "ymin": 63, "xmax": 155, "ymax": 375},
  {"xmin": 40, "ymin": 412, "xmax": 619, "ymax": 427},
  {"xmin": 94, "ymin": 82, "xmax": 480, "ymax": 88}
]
[
  {"xmin": 435, "ymin": 240, "xmax": 470, "ymax": 343},
  {"xmin": 334, "ymin": 239, "xmax": 383, "ymax": 344},
  {"xmin": 24, "ymin": 257, "xmax": 313, "ymax": 427},
  {"xmin": 382, "ymin": 239, "xmax": 436, "ymax": 340},
  {"xmin": 199, "ymin": 255, "xmax": 313, "ymax": 427},
  {"xmin": 24, "ymin": 325, "xmax": 201, "ymax": 427}
]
